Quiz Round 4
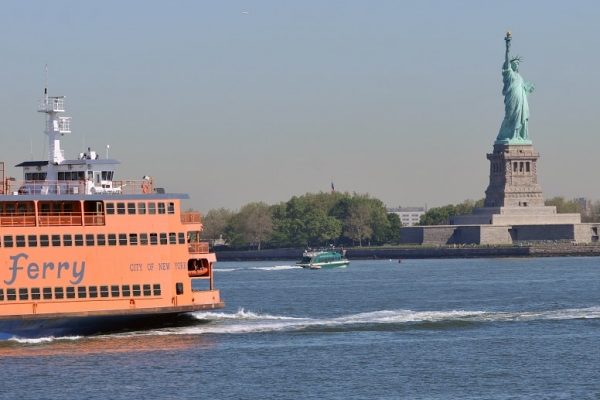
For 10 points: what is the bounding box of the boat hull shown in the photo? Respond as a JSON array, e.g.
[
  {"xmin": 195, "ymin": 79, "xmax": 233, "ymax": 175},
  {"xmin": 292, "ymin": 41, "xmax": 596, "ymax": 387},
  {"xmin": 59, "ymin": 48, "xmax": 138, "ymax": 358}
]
[
  {"xmin": 0, "ymin": 302, "xmax": 224, "ymax": 338},
  {"xmin": 297, "ymin": 260, "xmax": 349, "ymax": 269}
]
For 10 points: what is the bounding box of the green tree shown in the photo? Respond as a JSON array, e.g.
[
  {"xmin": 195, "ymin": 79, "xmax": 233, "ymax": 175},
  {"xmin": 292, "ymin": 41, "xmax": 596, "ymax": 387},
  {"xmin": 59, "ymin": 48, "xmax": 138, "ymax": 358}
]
[
  {"xmin": 202, "ymin": 208, "xmax": 235, "ymax": 241},
  {"xmin": 304, "ymin": 208, "xmax": 342, "ymax": 246},
  {"xmin": 545, "ymin": 197, "xmax": 580, "ymax": 214},
  {"xmin": 386, "ymin": 213, "xmax": 402, "ymax": 244},
  {"xmin": 418, "ymin": 199, "xmax": 483, "ymax": 226},
  {"xmin": 343, "ymin": 201, "xmax": 373, "ymax": 246},
  {"xmin": 229, "ymin": 202, "xmax": 273, "ymax": 250}
]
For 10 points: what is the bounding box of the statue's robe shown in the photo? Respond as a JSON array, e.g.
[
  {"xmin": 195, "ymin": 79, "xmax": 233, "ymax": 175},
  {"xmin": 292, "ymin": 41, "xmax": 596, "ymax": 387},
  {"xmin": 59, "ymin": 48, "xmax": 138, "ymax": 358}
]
[{"xmin": 496, "ymin": 64, "xmax": 531, "ymax": 142}]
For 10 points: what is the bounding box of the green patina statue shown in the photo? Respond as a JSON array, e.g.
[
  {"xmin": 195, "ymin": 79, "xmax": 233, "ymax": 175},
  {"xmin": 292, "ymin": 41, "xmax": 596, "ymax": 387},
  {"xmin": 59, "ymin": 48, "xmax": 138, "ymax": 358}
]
[{"xmin": 496, "ymin": 32, "xmax": 535, "ymax": 144}]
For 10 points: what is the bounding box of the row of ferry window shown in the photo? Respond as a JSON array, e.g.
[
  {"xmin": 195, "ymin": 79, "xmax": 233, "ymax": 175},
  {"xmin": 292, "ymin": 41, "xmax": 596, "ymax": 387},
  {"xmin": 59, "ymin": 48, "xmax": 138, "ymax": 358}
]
[
  {"xmin": 106, "ymin": 202, "xmax": 175, "ymax": 215},
  {"xmin": 0, "ymin": 284, "xmax": 161, "ymax": 301},
  {"xmin": 0, "ymin": 232, "xmax": 187, "ymax": 247}
]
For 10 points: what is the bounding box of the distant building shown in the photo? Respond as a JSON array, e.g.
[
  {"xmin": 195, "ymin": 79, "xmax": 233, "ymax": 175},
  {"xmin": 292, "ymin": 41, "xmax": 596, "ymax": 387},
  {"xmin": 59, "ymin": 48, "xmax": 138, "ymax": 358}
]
[
  {"xmin": 388, "ymin": 206, "xmax": 426, "ymax": 227},
  {"xmin": 574, "ymin": 197, "xmax": 592, "ymax": 217}
]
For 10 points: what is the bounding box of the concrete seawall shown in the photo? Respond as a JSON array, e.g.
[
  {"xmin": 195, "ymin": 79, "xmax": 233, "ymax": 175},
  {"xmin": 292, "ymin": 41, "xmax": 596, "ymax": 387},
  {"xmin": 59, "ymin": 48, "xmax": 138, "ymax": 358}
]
[{"xmin": 215, "ymin": 244, "xmax": 600, "ymax": 261}]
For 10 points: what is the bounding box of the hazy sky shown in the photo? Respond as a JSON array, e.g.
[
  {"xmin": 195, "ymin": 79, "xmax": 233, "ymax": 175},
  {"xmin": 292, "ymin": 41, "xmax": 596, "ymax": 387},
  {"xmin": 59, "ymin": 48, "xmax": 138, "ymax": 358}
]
[{"xmin": 1, "ymin": 1, "xmax": 599, "ymax": 212}]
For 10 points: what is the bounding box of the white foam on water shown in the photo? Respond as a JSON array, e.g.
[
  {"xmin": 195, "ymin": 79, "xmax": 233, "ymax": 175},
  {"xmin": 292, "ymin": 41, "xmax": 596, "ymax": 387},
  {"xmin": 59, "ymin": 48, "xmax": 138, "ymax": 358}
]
[
  {"xmin": 169, "ymin": 306, "xmax": 600, "ymax": 336},
  {"xmin": 250, "ymin": 265, "xmax": 302, "ymax": 271},
  {"xmin": 213, "ymin": 268, "xmax": 239, "ymax": 272},
  {"xmin": 9, "ymin": 335, "xmax": 82, "ymax": 344},
  {"xmin": 10, "ymin": 306, "xmax": 600, "ymax": 342},
  {"xmin": 191, "ymin": 308, "xmax": 306, "ymax": 321}
]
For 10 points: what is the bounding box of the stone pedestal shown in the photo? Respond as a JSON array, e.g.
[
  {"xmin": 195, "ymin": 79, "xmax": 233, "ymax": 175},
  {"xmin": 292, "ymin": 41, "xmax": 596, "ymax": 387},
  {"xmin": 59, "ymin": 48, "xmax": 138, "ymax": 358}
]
[
  {"xmin": 452, "ymin": 143, "xmax": 581, "ymax": 226},
  {"xmin": 484, "ymin": 143, "xmax": 544, "ymax": 207}
]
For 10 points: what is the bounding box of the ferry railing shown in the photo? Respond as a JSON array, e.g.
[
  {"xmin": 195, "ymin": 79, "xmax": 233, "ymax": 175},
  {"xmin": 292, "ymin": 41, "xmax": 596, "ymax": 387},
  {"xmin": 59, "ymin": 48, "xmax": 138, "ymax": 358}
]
[
  {"xmin": 83, "ymin": 212, "xmax": 105, "ymax": 226},
  {"xmin": 3, "ymin": 179, "xmax": 156, "ymax": 196},
  {"xmin": 38, "ymin": 212, "xmax": 82, "ymax": 226},
  {"xmin": 111, "ymin": 180, "xmax": 154, "ymax": 195},
  {"xmin": 188, "ymin": 242, "xmax": 210, "ymax": 254},
  {"xmin": 6, "ymin": 180, "xmax": 86, "ymax": 195},
  {"xmin": 0, "ymin": 212, "xmax": 36, "ymax": 227},
  {"xmin": 181, "ymin": 211, "xmax": 202, "ymax": 224}
]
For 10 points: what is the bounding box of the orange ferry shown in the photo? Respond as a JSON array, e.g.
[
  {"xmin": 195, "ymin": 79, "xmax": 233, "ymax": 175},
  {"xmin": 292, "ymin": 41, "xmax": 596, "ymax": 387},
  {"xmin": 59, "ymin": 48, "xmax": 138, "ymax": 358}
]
[{"xmin": 0, "ymin": 88, "xmax": 223, "ymax": 338}]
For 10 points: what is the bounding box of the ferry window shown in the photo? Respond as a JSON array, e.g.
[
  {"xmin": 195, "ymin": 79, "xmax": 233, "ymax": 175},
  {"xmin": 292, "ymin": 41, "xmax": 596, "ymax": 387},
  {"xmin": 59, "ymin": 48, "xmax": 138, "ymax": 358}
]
[
  {"xmin": 153, "ymin": 284, "xmax": 161, "ymax": 296},
  {"xmin": 54, "ymin": 287, "xmax": 64, "ymax": 299},
  {"xmin": 187, "ymin": 231, "xmax": 200, "ymax": 243},
  {"xmin": 74, "ymin": 234, "xmax": 84, "ymax": 246},
  {"xmin": 129, "ymin": 233, "xmax": 138, "ymax": 246},
  {"xmin": 86, "ymin": 234, "xmax": 95, "ymax": 246},
  {"xmin": 138, "ymin": 203, "xmax": 146, "ymax": 214},
  {"xmin": 52, "ymin": 234, "xmax": 61, "ymax": 246},
  {"xmin": 100, "ymin": 286, "xmax": 109, "ymax": 298},
  {"xmin": 106, "ymin": 203, "xmax": 115, "ymax": 215},
  {"xmin": 132, "ymin": 284, "xmax": 141, "ymax": 297},
  {"xmin": 118, "ymin": 233, "xmax": 127, "ymax": 245},
  {"xmin": 140, "ymin": 233, "xmax": 149, "ymax": 245},
  {"xmin": 63, "ymin": 234, "xmax": 73, "ymax": 246},
  {"xmin": 66, "ymin": 287, "xmax": 76, "ymax": 299},
  {"xmin": 108, "ymin": 234, "xmax": 117, "ymax": 246},
  {"xmin": 3, "ymin": 236, "xmax": 12, "ymax": 248},
  {"xmin": 40, "ymin": 235, "xmax": 50, "ymax": 247},
  {"xmin": 148, "ymin": 202, "xmax": 156, "ymax": 214},
  {"xmin": 16, "ymin": 235, "xmax": 25, "ymax": 247},
  {"xmin": 0, "ymin": 288, "xmax": 3, "ymax": 301},
  {"xmin": 178, "ymin": 232, "xmax": 185, "ymax": 244},
  {"xmin": 143, "ymin": 284, "xmax": 151, "ymax": 296},
  {"xmin": 158, "ymin": 202, "xmax": 166, "ymax": 214},
  {"xmin": 127, "ymin": 203, "xmax": 136, "ymax": 214},
  {"xmin": 43, "ymin": 287, "xmax": 52, "ymax": 300},
  {"xmin": 31, "ymin": 288, "xmax": 41, "ymax": 300},
  {"xmin": 159, "ymin": 233, "xmax": 168, "ymax": 245},
  {"xmin": 78, "ymin": 286, "xmax": 87, "ymax": 298},
  {"xmin": 111, "ymin": 285, "xmax": 120, "ymax": 297},
  {"xmin": 168, "ymin": 202, "xmax": 175, "ymax": 214},
  {"xmin": 7, "ymin": 288, "xmax": 16, "ymax": 301},
  {"xmin": 97, "ymin": 234, "xmax": 106, "ymax": 246},
  {"xmin": 19, "ymin": 288, "xmax": 29, "ymax": 301},
  {"xmin": 176, "ymin": 282, "xmax": 184, "ymax": 295},
  {"xmin": 28, "ymin": 235, "xmax": 37, "ymax": 247},
  {"xmin": 89, "ymin": 286, "xmax": 98, "ymax": 298},
  {"xmin": 122, "ymin": 285, "xmax": 131, "ymax": 297},
  {"xmin": 116, "ymin": 203, "xmax": 126, "ymax": 215},
  {"xmin": 169, "ymin": 232, "xmax": 177, "ymax": 244},
  {"xmin": 150, "ymin": 233, "xmax": 158, "ymax": 245}
]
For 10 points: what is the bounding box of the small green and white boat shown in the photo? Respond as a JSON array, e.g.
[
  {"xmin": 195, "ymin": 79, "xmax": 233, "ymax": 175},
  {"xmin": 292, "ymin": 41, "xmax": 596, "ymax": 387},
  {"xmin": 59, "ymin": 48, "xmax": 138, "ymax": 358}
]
[{"xmin": 296, "ymin": 248, "xmax": 349, "ymax": 269}]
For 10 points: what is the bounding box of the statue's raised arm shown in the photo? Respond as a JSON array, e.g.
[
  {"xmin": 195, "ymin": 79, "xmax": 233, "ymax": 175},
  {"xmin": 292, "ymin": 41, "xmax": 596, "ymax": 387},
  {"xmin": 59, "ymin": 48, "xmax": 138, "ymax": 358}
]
[
  {"xmin": 503, "ymin": 32, "xmax": 511, "ymax": 69},
  {"xmin": 495, "ymin": 32, "xmax": 534, "ymax": 144}
]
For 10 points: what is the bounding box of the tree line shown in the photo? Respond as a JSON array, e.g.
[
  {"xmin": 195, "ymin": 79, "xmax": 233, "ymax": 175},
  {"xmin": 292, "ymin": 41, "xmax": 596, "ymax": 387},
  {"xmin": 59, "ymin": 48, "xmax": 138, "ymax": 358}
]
[
  {"xmin": 202, "ymin": 192, "xmax": 401, "ymax": 249},
  {"xmin": 418, "ymin": 197, "xmax": 600, "ymax": 225}
]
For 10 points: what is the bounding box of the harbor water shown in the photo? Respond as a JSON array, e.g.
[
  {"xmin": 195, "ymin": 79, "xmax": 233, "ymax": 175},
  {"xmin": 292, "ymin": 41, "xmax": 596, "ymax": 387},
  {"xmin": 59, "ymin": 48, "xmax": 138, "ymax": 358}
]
[{"xmin": 2, "ymin": 257, "xmax": 600, "ymax": 399}]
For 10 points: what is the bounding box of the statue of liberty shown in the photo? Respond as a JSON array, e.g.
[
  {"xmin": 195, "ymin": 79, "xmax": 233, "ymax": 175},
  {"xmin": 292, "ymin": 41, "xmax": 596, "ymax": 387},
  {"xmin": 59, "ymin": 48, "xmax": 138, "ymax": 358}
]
[{"xmin": 496, "ymin": 32, "xmax": 535, "ymax": 144}]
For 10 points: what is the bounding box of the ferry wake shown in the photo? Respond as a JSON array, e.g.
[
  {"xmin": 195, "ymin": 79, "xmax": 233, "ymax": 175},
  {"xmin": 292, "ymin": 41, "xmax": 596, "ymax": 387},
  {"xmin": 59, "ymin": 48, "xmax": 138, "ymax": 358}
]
[{"xmin": 0, "ymin": 86, "xmax": 223, "ymax": 338}]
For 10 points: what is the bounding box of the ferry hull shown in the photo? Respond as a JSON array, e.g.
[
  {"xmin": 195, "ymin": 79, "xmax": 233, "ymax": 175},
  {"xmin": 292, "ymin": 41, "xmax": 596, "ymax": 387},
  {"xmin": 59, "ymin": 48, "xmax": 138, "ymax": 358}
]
[{"xmin": 0, "ymin": 301, "xmax": 224, "ymax": 339}]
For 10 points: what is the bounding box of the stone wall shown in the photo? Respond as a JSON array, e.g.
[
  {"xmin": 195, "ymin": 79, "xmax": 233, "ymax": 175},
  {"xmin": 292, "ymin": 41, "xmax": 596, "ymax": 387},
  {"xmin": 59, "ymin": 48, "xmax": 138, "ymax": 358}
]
[
  {"xmin": 511, "ymin": 224, "xmax": 575, "ymax": 242},
  {"xmin": 400, "ymin": 226, "xmax": 458, "ymax": 245}
]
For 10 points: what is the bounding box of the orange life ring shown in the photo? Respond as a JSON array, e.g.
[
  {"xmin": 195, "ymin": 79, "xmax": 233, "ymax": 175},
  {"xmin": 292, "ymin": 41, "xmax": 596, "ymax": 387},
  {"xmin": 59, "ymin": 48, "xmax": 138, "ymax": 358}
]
[{"xmin": 141, "ymin": 181, "xmax": 150, "ymax": 194}]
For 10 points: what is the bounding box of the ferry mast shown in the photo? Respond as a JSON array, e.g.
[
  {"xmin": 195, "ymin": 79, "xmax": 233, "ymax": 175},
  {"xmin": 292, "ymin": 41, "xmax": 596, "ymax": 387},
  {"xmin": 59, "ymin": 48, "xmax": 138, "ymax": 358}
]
[{"xmin": 38, "ymin": 80, "xmax": 71, "ymax": 181}]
